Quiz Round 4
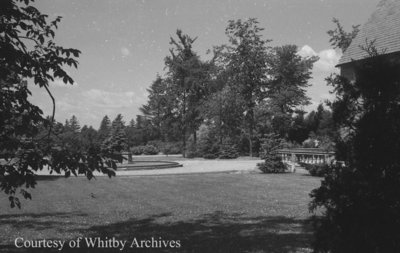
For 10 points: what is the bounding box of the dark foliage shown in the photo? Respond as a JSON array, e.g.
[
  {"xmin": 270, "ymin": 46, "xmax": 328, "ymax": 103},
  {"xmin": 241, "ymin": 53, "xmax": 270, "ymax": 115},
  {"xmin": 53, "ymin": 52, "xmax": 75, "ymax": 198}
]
[
  {"xmin": 310, "ymin": 53, "xmax": 400, "ymax": 252},
  {"xmin": 185, "ymin": 142, "xmax": 199, "ymax": 159},
  {"xmin": 257, "ymin": 158, "xmax": 287, "ymax": 174},
  {"xmin": 142, "ymin": 145, "xmax": 159, "ymax": 155},
  {"xmin": 301, "ymin": 163, "xmax": 330, "ymax": 177},
  {"xmin": 130, "ymin": 146, "xmax": 144, "ymax": 156},
  {"xmin": 203, "ymin": 153, "xmax": 218, "ymax": 159},
  {"xmin": 218, "ymin": 144, "xmax": 239, "ymax": 159},
  {"xmin": 160, "ymin": 142, "xmax": 182, "ymax": 155}
]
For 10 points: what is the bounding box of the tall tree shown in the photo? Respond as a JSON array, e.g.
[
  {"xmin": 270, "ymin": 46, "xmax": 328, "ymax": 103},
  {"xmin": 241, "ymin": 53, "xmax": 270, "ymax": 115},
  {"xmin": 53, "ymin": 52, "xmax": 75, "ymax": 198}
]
[
  {"xmin": 68, "ymin": 115, "xmax": 80, "ymax": 133},
  {"xmin": 128, "ymin": 119, "xmax": 135, "ymax": 128},
  {"xmin": 164, "ymin": 30, "xmax": 210, "ymax": 156},
  {"xmin": 266, "ymin": 45, "xmax": 318, "ymax": 137},
  {"xmin": 315, "ymin": 104, "xmax": 335, "ymax": 139},
  {"xmin": 140, "ymin": 75, "xmax": 179, "ymax": 142},
  {"xmin": 220, "ymin": 18, "xmax": 271, "ymax": 156},
  {"xmin": 102, "ymin": 114, "xmax": 127, "ymax": 153},
  {"xmin": 201, "ymin": 85, "xmax": 244, "ymax": 145},
  {"xmin": 140, "ymin": 75, "xmax": 164, "ymax": 138},
  {"xmin": 98, "ymin": 115, "xmax": 111, "ymax": 143},
  {"xmin": 58, "ymin": 115, "xmax": 82, "ymax": 150}
]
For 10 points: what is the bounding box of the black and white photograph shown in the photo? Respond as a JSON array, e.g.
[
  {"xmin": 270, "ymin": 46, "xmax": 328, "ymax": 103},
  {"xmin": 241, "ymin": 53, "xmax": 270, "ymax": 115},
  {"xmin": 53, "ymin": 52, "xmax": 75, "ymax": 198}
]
[{"xmin": 1, "ymin": 0, "xmax": 400, "ymax": 252}]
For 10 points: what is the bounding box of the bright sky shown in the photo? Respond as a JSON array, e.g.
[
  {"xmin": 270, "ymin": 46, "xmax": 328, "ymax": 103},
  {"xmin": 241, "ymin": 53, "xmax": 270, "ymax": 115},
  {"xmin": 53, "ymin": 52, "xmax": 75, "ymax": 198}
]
[{"xmin": 29, "ymin": 0, "xmax": 380, "ymax": 128}]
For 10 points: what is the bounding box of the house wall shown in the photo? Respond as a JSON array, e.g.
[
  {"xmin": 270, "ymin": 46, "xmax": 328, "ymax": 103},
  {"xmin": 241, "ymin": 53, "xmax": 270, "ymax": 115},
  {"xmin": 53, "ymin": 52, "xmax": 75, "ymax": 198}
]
[{"xmin": 340, "ymin": 64, "xmax": 356, "ymax": 82}]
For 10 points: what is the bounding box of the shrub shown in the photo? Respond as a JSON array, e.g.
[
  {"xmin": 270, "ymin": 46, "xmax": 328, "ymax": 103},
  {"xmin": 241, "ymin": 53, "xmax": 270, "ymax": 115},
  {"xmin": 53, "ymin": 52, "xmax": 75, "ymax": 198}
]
[
  {"xmin": 185, "ymin": 146, "xmax": 198, "ymax": 158},
  {"xmin": 258, "ymin": 133, "xmax": 287, "ymax": 173},
  {"xmin": 130, "ymin": 146, "xmax": 143, "ymax": 155},
  {"xmin": 218, "ymin": 144, "xmax": 239, "ymax": 159},
  {"xmin": 259, "ymin": 133, "xmax": 284, "ymax": 159},
  {"xmin": 147, "ymin": 140, "xmax": 163, "ymax": 149},
  {"xmin": 198, "ymin": 142, "xmax": 219, "ymax": 158},
  {"xmin": 196, "ymin": 125, "xmax": 220, "ymax": 158},
  {"xmin": 160, "ymin": 142, "xmax": 181, "ymax": 155},
  {"xmin": 257, "ymin": 157, "xmax": 287, "ymax": 173},
  {"xmin": 142, "ymin": 144, "xmax": 159, "ymax": 155},
  {"xmin": 203, "ymin": 153, "xmax": 218, "ymax": 159},
  {"xmin": 301, "ymin": 163, "xmax": 330, "ymax": 177}
]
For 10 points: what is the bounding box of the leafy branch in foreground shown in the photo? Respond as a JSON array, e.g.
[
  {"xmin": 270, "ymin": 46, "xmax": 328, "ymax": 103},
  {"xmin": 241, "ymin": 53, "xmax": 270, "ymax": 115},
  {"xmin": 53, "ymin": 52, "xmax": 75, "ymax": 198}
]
[{"xmin": 0, "ymin": 0, "xmax": 121, "ymax": 208}]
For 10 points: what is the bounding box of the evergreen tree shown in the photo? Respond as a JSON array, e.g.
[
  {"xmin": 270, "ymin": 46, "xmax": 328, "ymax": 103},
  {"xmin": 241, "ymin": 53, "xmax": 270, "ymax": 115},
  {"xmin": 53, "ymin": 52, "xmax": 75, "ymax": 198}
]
[
  {"xmin": 140, "ymin": 75, "xmax": 180, "ymax": 141},
  {"xmin": 129, "ymin": 119, "xmax": 135, "ymax": 128},
  {"xmin": 68, "ymin": 115, "xmax": 80, "ymax": 133},
  {"xmin": 257, "ymin": 133, "xmax": 287, "ymax": 173},
  {"xmin": 218, "ymin": 143, "xmax": 239, "ymax": 159},
  {"xmin": 164, "ymin": 30, "xmax": 211, "ymax": 156},
  {"xmin": 98, "ymin": 115, "xmax": 111, "ymax": 144},
  {"xmin": 102, "ymin": 114, "xmax": 127, "ymax": 153}
]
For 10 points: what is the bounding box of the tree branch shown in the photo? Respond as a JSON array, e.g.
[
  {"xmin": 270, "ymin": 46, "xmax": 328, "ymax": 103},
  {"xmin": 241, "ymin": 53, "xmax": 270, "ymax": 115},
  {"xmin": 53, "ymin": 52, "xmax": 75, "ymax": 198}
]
[{"xmin": 43, "ymin": 84, "xmax": 56, "ymax": 142}]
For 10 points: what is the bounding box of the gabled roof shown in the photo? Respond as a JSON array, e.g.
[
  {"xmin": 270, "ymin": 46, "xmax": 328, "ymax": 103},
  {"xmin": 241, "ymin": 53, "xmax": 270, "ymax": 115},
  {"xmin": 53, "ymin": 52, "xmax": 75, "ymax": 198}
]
[{"xmin": 338, "ymin": 0, "xmax": 400, "ymax": 66}]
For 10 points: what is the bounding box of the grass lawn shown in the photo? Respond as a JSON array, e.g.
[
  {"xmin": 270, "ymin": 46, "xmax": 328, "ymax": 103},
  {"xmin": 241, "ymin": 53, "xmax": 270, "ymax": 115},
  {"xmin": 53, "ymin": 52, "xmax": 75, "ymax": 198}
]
[{"xmin": 0, "ymin": 173, "xmax": 321, "ymax": 253}]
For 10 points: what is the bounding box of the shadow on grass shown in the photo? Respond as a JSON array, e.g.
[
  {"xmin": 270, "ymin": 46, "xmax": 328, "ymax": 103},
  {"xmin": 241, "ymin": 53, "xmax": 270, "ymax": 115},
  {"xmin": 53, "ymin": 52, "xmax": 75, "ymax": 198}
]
[
  {"xmin": 0, "ymin": 212, "xmax": 88, "ymax": 231},
  {"xmin": 81, "ymin": 211, "xmax": 313, "ymax": 253},
  {"xmin": 0, "ymin": 211, "xmax": 313, "ymax": 253}
]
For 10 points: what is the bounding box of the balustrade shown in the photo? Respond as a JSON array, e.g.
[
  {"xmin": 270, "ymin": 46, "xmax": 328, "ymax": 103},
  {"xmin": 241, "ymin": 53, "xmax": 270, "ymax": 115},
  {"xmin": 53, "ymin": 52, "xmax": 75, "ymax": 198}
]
[{"xmin": 275, "ymin": 148, "xmax": 335, "ymax": 172}]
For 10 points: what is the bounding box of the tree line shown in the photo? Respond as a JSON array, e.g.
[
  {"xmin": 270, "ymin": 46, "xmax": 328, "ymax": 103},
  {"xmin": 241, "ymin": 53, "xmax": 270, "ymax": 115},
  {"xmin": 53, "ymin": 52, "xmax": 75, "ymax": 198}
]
[
  {"xmin": 48, "ymin": 99, "xmax": 334, "ymax": 159},
  {"xmin": 45, "ymin": 18, "xmax": 335, "ymax": 159},
  {"xmin": 135, "ymin": 18, "xmax": 335, "ymax": 157}
]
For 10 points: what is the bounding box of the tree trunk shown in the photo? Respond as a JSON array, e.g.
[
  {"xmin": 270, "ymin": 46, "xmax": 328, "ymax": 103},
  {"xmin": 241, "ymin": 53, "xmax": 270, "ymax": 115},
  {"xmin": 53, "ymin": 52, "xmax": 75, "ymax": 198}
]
[
  {"xmin": 182, "ymin": 89, "xmax": 187, "ymax": 158},
  {"xmin": 182, "ymin": 133, "xmax": 186, "ymax": 158},
  {"xmin": 249, "ymin": 127, "xmax": 253, "ymax": 157},
  {"xmin": 248, "ymin": 106, "xmax": 254, "ymax": 157},
  {"xmin": 193, "ymin": 130, "xmax": 197, "ymax": 145}
]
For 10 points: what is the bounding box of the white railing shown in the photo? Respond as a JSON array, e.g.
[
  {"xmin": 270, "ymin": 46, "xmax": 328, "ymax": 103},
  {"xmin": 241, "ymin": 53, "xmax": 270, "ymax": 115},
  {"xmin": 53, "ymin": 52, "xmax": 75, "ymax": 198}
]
[{"xmin": 275, "ymin": 148, "xmax": 335, "ymax": 172}]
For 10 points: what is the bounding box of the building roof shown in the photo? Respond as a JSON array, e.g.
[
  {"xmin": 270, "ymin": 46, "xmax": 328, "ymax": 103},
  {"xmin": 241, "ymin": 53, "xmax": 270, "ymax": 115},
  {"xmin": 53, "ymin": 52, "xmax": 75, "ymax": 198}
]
[{"xmin": 338, "ymin": 0, "xmax": 400, "ymax": 66}]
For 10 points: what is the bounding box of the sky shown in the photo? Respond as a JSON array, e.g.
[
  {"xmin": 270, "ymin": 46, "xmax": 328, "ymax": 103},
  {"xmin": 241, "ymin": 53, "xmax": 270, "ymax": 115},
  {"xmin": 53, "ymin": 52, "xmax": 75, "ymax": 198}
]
[{"xmin": 29, "ymin": 0, "xmax": 381, "ymax": 128}]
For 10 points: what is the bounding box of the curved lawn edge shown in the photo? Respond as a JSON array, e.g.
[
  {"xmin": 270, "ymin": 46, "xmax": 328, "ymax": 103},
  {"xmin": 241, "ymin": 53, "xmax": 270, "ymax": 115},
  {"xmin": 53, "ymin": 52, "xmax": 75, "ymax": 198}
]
[{"xmin": 117, "ymin": 160, "xmax": 183, "ymax": 171}]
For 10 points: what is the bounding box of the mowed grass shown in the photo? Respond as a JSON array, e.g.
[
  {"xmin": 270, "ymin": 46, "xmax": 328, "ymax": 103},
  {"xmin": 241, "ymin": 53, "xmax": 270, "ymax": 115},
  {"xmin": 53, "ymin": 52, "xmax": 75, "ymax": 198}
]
[{"xmin": 0, "ymin": 173, "xmax": 321, "ymax": 253}]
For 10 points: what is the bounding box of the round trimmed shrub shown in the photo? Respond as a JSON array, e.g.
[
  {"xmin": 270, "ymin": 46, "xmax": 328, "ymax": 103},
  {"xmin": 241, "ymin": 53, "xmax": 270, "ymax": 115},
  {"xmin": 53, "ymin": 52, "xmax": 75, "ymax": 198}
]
[{"xmin": 257, "ymin": 157, "xmax": 287, "ymax": 173}]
